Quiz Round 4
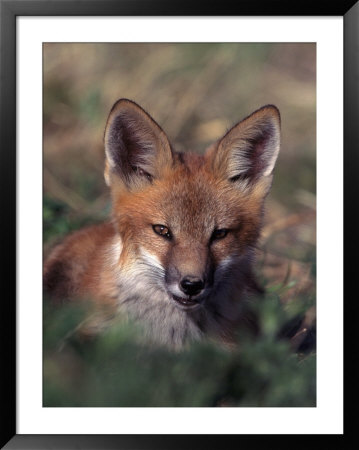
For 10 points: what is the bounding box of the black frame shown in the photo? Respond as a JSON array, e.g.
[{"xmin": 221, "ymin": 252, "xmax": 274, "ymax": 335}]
[{"xmin": 1, "ymin": 0, "xmax": 357, "ymax": 448}]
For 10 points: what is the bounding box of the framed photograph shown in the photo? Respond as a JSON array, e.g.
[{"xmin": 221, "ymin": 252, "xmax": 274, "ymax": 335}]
[{"xmin": 1, "ymin": 0, "xmax": 356, "ymax": 448}]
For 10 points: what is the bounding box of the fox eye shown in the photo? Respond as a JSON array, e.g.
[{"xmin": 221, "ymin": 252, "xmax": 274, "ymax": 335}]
[
  {"xmin": 211, "ymin": 229, "xmax": 229, "ymax": 241},
  {"xmin": 152, "ymin": 224, "xmax": 172, "ymax": 240},
  {"xmin": 132, "ymin": 166, "xmax": 153, "ymax": 181}
]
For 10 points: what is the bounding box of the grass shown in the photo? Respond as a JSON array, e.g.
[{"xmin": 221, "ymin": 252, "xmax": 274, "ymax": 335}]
[{"xmin": 43, "ymin": 289, "xmax": 315, "ymax": 407}]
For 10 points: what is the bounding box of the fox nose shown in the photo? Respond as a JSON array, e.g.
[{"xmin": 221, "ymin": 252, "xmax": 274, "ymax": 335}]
[{"xmin": 180, "ymin": 277, "xmax": 205, "ymax": 297}]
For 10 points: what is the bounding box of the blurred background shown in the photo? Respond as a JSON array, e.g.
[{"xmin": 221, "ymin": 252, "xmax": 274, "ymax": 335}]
[{"xmin": 43, "ymin": 43, "xmax": 316, "ymax": 407}]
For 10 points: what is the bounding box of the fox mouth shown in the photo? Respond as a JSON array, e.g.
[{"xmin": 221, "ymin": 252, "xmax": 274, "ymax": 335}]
[{"xmin": 171, "ymin": 294, "xmax": 202, "ymax": 310}]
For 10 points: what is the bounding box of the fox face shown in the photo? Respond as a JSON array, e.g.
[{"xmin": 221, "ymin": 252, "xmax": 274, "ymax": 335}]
[{"xmin": 104, "ymin": 99, "xmax": 280, "ymax": 317}]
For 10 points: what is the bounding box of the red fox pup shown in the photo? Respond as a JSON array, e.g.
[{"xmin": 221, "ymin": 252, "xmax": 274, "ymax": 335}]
[{"xmin": 44, "ymin": 99, "xmax": 281, "ymax": 348}]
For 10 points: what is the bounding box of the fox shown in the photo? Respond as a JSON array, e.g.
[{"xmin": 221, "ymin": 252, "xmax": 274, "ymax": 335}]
[{"xmin": 44, "ymin": 99, "xmax": 281, "ymax": 349}]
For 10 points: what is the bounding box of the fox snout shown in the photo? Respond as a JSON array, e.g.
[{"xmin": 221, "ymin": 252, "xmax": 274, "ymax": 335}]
[
  {"xmin": 164, "ymin": 254, "xmax": 212, "ymax": 309},
  {"xmin": 180, "ymin": 276, "xmax": 205, "ymax": 297}
]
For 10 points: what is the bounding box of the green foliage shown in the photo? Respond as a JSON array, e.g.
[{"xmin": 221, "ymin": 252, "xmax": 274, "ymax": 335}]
[
  {"xmin": 43, "ymin": 195, "xmax": 105, "ymax": 243},
  {"xmin": 43, "ymin": 291, "xmax": 315, "ymax": 408},
  {"xmin": 43, "ymin": 196, "xmax": 71, "ymax": 242}
]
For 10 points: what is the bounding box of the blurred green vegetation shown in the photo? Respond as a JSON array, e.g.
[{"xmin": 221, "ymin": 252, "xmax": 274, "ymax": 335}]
[
  {"xmin": 43, "ymin": 43, "xmax": 316, "ymax": 407},
  {"xmin": 43, "ymin": 289, "xmax": 315, "ymax": 407}
]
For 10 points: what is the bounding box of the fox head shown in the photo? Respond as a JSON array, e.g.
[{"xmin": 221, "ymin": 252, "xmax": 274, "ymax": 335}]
[{"xmin": 104, "ymin": 99, "xmax": 280, "ymax": 311}]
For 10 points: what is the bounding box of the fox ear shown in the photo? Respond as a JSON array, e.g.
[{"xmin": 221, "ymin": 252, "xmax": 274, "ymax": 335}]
[
  {"xmin": 208, "ymin": 105, "xmax": 280, "ymax": 189},
  {"xmin": 104, "ymin": 99, "xmax": 173, "ymax": 188}
]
